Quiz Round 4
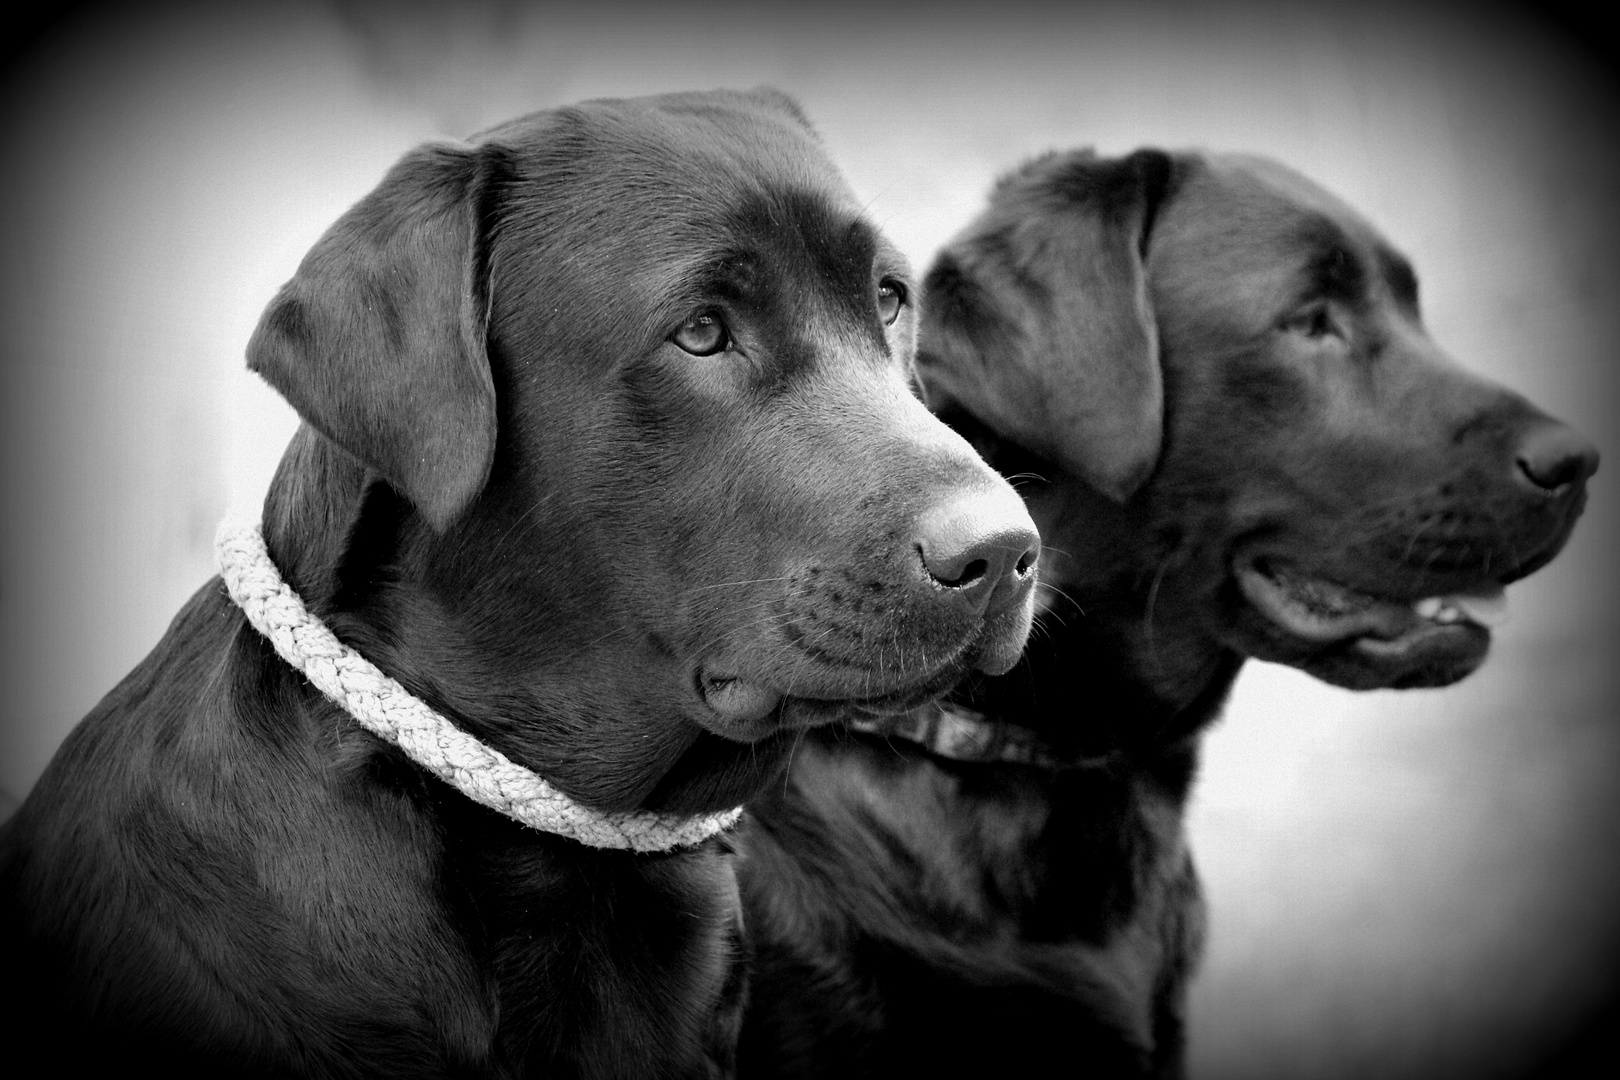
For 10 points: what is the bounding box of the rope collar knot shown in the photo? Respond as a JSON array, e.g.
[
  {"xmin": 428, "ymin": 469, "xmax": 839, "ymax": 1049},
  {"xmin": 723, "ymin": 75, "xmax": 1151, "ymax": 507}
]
[{"xmin": 216, "ymin": 517, "xmax": 742, "ymax": 852}]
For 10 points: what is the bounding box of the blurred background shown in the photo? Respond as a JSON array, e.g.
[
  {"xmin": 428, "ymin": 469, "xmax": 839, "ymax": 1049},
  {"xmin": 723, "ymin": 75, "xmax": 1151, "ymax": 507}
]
[{"xmin": 1, "ymin": 1, "xmax": 1615, "ymax": 1076}]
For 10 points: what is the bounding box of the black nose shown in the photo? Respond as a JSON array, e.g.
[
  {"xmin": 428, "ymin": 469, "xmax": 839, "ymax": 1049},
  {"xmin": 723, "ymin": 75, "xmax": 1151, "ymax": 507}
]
[
  {"xmin": 915, "ymin": 494, "xmax": 1040, "ymax": 619},
  {"xmin": 1516, "ymin": 422, "xmax": 1600, "ymax": 493}
]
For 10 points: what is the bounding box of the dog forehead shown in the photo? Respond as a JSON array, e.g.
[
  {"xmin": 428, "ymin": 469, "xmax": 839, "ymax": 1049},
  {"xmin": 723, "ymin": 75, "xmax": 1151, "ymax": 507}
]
[
  {"xmin": 1154, "ymin": 154, "xmax": 1401, "ymax": 298},
  {"xmin": 484, "ymin": 91, "xmax": 883, "ymax": 315},
  {"xmin": 1179, "ymin": 155, "xmax": 1389, "ymax": 256},
  {"xmin": 487, "ymin": 90, "xmax": 855, "ymax": 212}
]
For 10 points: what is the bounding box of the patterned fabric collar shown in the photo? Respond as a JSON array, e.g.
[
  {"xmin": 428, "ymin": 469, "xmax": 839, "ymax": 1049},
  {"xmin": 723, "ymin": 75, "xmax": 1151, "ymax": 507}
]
[{"xmin": 845, "ymin": 700, "xmax": 1107, "ymax": 771}]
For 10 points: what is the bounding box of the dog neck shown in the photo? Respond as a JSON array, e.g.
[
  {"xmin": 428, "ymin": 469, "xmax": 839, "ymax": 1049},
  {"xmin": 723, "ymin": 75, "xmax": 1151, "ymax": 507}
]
[
  {"xmin": 920, "ymin": 601, "xmax": 1245, "ymax": 773},
  {"xmin": 218, "ymin": 516, "xmax": 741, "ymax": 851}
]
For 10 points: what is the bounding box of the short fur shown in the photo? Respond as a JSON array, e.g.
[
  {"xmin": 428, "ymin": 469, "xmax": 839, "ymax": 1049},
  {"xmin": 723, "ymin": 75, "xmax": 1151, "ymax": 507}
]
[
  {"xmin": 0, "ymin": 89, "xmax": 1039, "ymax": 1079},
  {"xmin": 736, "ymin": 149, "xmax": 1598, "ymax": 1077}
]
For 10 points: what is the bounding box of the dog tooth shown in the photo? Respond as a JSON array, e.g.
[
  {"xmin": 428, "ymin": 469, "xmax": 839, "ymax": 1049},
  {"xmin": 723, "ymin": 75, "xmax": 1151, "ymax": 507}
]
[
  {"xmin": 1434, "ymin": 606, "xmax": 1462, "ymax": 624},
  {"xmin": 1452, "ymin": 590, "xmax": 1509, "ymax": 627},
  {"xmin": 1413, "ymin": 597, "xmax": 1443, "ymax": 619}
]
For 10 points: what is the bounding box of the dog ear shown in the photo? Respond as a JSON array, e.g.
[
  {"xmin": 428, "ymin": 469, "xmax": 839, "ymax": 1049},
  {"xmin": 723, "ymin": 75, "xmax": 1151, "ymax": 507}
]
[
  {"xmin": 917, "ymin": 149, "xmax": 1173, "ymax": 502},
  {"xmin": 247, "ymin": 142, "xmax": 497, "ymax": 532},
  {"xmin": 739, "ymin": 85, "xmax": 816, "ymax": 131}
]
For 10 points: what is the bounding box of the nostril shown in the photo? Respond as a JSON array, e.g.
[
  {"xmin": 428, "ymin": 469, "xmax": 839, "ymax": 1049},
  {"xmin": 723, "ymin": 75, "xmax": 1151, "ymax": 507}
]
[
  {"xmin": 1014, "ymin": 549, "xmax": 1036, "ymax": 577},
  {"xmin": 1518, "ymin": 456, "xmax": 1573, "ymax": 491},
  {"xmin": 951, "ymin": 558, "xmax": 990, "ymax": 589},
  {"xmin": 1515, "ymin": 423, "xmax": 1600, "ymax": 493},
  {"xmin": 924, "ymin": 555, "xmax": 990, "ymax": 590}
]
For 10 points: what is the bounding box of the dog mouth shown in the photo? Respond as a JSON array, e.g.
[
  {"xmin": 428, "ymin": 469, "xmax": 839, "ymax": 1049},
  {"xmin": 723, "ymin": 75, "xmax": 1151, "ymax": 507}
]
[
  {"xmin": 695, "ymin": 583, "xmax": 1034, "ymax": 740},
  {"xmin": 696, "ymin": 666, "xmax": 963, "ymax": 740},
  {"xmin": 1235, "ymin": 557, "xmax": 1507, "ymax": 652}
]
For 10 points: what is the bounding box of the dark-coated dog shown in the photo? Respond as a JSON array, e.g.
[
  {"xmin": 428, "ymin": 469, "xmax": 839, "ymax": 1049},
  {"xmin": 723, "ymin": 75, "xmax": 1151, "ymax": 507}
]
[
  {"xmin": 0, "ymin": 89, "xmax": 1041, "ymax": 1079},
  {"xmin": 736, "ymin": 148, "xmax": 1598, "ymax": 1077}
]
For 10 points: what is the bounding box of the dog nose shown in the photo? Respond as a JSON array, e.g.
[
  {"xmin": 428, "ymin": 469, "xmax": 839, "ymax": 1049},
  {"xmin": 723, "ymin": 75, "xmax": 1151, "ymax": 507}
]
[
  {"xmin": 1516, "ymin": 422, "xmax": 1600, "ymax": 494},
  {"xmin": 915, "ymin": 492, "xmax": 1040, "ymax": 619}
]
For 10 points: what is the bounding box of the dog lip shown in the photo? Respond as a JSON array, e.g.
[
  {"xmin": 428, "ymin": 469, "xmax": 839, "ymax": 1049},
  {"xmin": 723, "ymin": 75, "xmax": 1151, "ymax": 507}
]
[
  {"xmin": 777, "ymin": 677, "xmax": 962, "ymax": 731},
  {"xmin": 697, "ymin": 671, "xmax": 784, "ymax": 726},
  {"xmin": 699, "ymin": 659, "xmax": 966, "ymax": 734},
  {"xmin": 966, "ymin": 592, "xmax": 1037, "ymax": 675},
  {"xmin": 1235, "ymin": 556, "xmax": 1508, "ymax": 644},
  {"xmin": 841, "ymin": 673, "xmax": 965, "ymax": 717},
  {"xmin": 1348, "ymin": 619, "xmax": 1490, "ymax": 662}
]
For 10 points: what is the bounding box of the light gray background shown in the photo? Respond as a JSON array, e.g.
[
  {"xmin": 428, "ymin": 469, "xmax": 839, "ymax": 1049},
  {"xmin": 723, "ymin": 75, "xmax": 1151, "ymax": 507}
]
[{"xmin": 3, "ymin": 2, "xmax": 1616, "ymax": 1077}]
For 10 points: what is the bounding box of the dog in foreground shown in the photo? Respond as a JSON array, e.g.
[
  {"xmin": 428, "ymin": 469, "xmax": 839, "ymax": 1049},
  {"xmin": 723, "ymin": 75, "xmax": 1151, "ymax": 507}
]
[
  {"xmin": 736, "ymin": 149, "xmax": 1598, "ymax": 1076},
  {"xmin": 0, "ymin": 89, "xmax": 1041, "ymax": 1078}
]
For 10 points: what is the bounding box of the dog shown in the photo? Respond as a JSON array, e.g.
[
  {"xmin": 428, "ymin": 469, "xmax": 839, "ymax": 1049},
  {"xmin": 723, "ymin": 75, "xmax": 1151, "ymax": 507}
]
[
  {"xmin": 735, "ymin": 148, "xmax": 1598, "ymax": 1077},
  {"xmin": 0, "ymin": 88, "xmax": 1041, "ymax": 1079}
]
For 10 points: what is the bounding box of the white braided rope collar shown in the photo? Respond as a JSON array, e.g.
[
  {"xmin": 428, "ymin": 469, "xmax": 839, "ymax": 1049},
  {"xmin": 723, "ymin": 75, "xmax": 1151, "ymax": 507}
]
[{"xmin": 215, "ymin": 517, "xmax": 743, "ymax": 852}]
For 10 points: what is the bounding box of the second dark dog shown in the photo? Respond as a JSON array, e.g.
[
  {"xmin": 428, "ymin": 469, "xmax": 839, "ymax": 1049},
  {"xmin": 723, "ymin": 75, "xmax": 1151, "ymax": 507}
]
[{"xmin": 736, "ymin": 149, "xmax": 1597, "ymax": 1077}]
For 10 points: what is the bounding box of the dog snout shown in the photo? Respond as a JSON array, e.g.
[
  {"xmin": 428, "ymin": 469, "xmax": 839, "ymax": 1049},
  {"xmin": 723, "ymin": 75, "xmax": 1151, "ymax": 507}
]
[
  {"xmin": 1514, "ymin": 420, "xmax": 1599, "ymax": 495},
  {"xmin": 915, "ymin": 489, "xmax": 1040, "ymax": 620}
]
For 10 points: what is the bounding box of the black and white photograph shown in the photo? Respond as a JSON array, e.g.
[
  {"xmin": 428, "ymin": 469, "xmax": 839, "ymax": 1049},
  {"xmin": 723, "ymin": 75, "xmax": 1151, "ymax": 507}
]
[{"xmin": 1, "ymin": 2, "xmax": 1615, "ymax": 1077}]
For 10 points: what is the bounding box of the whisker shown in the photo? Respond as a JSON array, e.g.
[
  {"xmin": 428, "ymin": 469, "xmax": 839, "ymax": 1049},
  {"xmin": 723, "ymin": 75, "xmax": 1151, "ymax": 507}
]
[
  {"xmin": 780, "ymin": 723, "xmax": 813, "ymax": 798},
  {"xmin": 1141, "ymin": 548, "xmax": 1181, "ymax": 676},
  {"xmin": 1035, "ymin": 580, "xmax": 1084, "ymax": 619},
  {"xmin": 488, "ymin": 494, "xmax": 552, "ymax": 556},
  {"xmin": 580, "ymin": 620, "xmax": 635, "ymax": 652}
]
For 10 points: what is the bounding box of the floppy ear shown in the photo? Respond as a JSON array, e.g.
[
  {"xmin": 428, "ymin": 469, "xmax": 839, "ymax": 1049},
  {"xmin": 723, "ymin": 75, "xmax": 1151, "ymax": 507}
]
[
  {"xmin": 917, "ymin": 148, "xmax": 1173, "ymax": 502},
  {"xmin": 247, "ymin": 142, "xmax": 497, "ymax": 531},
  {"xmin": 741, "ymin": 85, "xmax": 816, "ymax": 130}
]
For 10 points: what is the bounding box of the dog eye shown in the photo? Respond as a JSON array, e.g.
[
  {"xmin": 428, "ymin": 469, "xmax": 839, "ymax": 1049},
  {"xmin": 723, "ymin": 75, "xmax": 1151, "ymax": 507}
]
[
  {"xmin": 671, "ymin": 312, "xmax": 731, "ymax": 356},
  {"xmin": 1282, "ymin": 303, "xmax": 1336, "ymax": 340},
  {"xmin": 877, "ymin": 279, "xmax": 907, "ymax": 326}
]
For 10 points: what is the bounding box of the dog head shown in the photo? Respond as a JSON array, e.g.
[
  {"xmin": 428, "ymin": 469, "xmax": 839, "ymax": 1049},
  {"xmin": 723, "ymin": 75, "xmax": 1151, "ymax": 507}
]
[
  {"xmin": 920, "ymin": 148, "xmax": 1595, "ymax": 692},
  {"xmin": 246, "ymin": 89, "xmax": 1039, "ymax": 814}
]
